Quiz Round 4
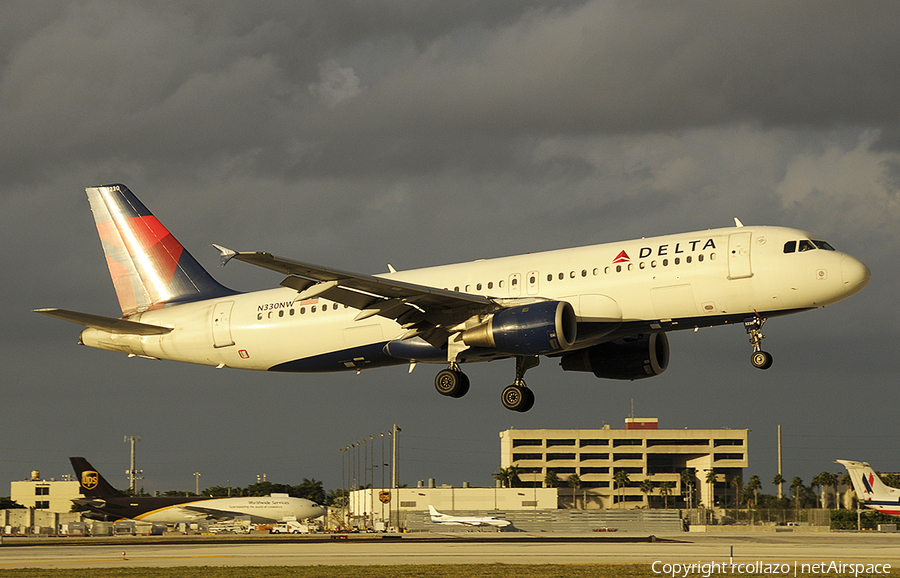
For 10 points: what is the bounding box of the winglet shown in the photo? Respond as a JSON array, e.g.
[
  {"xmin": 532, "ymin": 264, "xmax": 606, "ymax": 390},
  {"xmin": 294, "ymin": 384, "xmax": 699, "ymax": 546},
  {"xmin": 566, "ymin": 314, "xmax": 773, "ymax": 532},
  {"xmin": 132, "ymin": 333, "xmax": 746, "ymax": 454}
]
[{"xmin": 212, "ymin": 244, "xmax": 238, "ymax": 267}]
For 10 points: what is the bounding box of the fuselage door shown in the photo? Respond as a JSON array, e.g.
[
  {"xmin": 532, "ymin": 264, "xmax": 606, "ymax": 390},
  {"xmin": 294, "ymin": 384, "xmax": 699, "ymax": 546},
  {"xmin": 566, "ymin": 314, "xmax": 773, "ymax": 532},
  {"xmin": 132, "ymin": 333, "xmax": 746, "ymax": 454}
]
[
  {"xmin": 508, "ymin": 273, "xmax": 521, "ymax": 297},
  {"xmin": 526, "ymin": 271, "xmax": 540, "ymax": 295},
  {"xmin": 728, "ymin": 232, "xmax": 753, "ymax": 279},
  {"xmin": 212, "ymin": 301, "xmax": 235, "ymax": 348}
]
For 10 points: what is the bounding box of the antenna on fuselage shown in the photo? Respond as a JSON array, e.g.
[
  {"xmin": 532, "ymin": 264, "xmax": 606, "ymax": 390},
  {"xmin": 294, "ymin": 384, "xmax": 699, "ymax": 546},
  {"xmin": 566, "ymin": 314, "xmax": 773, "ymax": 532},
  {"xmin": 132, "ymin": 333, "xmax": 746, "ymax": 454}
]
[{"xmin": 733, "ymin": 217, "xmax": 744, "ymax": 227}]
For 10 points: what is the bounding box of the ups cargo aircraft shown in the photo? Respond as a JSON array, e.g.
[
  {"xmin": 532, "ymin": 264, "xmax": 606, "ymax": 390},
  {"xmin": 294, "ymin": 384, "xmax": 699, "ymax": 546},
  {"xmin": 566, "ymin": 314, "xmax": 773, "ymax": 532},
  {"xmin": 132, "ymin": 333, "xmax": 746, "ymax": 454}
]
[
  {"xmin": 36, "ymin": 185, "xmax": 870, "ymax": 412},
  {"xmin": 429, "ymin": 505, "xmax": 511, "ymax": 527},
  {"xmin": 70, "ymin": 457, "xmax": 326, "ymax": 523},
  {"xmin": 837, "ymin": 459, "xmax": 900, "ymax": 516}
]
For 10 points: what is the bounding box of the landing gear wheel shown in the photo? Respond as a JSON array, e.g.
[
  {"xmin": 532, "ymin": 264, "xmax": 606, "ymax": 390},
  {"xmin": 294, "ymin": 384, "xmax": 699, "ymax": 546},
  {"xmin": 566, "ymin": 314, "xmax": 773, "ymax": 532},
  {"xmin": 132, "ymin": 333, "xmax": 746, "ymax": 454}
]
[
  {"xmin": 750, "ymin": 350, "xmax": 773, "ymax": 370},
  {"xmin": 435, "ymin": 368, "xmax": 469, "ymax": 398},
  {"xmin": 501, "ymin": 385, "xmax": 534, "ymax": 413}
]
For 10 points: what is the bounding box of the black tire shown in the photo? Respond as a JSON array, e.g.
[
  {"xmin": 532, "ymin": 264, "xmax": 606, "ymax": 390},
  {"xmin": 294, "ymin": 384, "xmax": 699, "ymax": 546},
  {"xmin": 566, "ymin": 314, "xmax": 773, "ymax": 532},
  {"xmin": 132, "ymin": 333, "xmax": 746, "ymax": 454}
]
[
  {"xmin": 501, "ymin": 385, "xmax": 530, "ymax": 411},
  {"xmin": 450, "ymin": 372, "xmax": 470, "ymax": 398},
  {"xmin": 435, "ymin": 369, "xmax": 467, "ymax": 397},
  {"xmin": 518, "ymin": 387, "xmax": 535, "ymax": 413},
  {"xmin": 751, "ymin": 350, "xmax": 773, "ymax": 370}
]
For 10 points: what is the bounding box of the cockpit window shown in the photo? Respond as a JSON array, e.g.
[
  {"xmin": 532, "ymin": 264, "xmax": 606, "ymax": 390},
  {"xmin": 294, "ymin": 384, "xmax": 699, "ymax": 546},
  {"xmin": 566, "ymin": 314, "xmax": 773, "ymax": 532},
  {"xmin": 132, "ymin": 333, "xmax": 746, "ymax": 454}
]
[{"xmin": 788, "ymin": 239, "xmax": 836, "ymax": 253}]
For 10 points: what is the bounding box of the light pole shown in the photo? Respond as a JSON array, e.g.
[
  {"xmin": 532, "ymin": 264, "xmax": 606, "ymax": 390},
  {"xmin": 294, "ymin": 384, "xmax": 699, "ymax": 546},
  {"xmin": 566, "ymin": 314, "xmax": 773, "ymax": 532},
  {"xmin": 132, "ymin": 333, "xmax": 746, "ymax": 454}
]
[{"xmin": 193, "ymin": 472, "xmax": 201, "ymax": 496}]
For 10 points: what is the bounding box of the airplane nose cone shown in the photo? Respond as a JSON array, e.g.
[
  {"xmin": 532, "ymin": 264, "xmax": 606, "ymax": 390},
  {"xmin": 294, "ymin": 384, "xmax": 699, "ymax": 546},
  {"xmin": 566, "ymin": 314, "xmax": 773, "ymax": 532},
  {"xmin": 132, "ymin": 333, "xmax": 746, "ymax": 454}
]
[{"xmin": 841, "ymin": 255, "xmax": 871, "ymax": 296}]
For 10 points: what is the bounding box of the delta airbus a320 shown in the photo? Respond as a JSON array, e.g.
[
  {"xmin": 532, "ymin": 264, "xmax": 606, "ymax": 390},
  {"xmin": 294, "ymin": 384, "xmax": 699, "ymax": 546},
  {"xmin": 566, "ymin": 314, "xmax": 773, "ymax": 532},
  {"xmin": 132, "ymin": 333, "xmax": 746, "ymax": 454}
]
[{"xmin": 36, "ymin": 185, "xmax": 870, "ymax": 412}]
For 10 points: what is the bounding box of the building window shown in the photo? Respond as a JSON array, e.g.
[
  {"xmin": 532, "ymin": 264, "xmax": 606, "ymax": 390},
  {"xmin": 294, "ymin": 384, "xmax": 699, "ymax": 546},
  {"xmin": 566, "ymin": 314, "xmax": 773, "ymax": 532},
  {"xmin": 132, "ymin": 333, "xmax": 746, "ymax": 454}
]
[
  {"xmin": 579, "ymin": 439, "xmax": 609, "ymax": 447},
  {"xmin": 546, "ymin": 453, "xmax": 576, "ymax": 461},
  {"xmin": 512, "ymin": 439, "xmax": 542, "ymax": 448},
  {"xmin": 547, "ymin": 439, "xmax": 576, "ymax": 446},
  {"xmin": 513, "ymin": 453, "xmax": 543, "ymax": 461},
  {"xmin": 579, "ymin": 453, "xmax": 609, "ymax": 461},
  {"xmin": 35, "ymin": 486, "xmax": 50, "ymax": 495},
  {"xmin": 34, "ymin": 501, "xmax": 50, "ymax": 509}
]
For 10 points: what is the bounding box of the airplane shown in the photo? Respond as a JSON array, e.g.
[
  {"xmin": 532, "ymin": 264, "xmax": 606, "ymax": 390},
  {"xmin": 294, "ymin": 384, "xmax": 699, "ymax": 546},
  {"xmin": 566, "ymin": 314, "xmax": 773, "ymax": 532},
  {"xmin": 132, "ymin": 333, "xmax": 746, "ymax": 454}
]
[
  {"xmin": 70, "ymin": 456, "xmax": 326, "ymax": 523},
  {"xmin": 428, "ymin": 505, "xmax": 510, "ymax": 527},
  {"xmin": 836, "ymin": 459, "xmax": 900, "ymax": 516},
  {"xmin": 35, "ymin": 184, "xmax": 870, "ymax": 412}
]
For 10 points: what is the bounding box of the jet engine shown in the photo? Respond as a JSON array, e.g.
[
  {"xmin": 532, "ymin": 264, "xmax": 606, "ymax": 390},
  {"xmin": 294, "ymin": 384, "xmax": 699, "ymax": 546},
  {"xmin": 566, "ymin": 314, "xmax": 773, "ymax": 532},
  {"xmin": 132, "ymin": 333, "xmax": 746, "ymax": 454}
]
[
  {"xmin": 559, "ymin": 333, "xmax": 669, "ymax": 380},
  {"xmin": 461, "ymin": 300, "xmax": 577, "ymax": 355}
]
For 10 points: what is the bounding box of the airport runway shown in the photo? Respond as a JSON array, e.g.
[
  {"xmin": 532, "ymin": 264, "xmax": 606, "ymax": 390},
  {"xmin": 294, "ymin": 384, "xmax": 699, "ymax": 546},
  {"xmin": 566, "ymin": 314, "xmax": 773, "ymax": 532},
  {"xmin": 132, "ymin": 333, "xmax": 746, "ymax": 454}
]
[{"xmin": 2, "ymin": 533, "xmax": 900, "ymax": 569}]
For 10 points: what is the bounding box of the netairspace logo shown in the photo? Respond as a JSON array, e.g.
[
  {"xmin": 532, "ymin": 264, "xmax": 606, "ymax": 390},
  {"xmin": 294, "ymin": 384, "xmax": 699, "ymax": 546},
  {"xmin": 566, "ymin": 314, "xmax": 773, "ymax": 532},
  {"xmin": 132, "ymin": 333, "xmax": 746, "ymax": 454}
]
[{"xmin": 651, "ymin": 560, "xmax": 891, "ymax": 577}]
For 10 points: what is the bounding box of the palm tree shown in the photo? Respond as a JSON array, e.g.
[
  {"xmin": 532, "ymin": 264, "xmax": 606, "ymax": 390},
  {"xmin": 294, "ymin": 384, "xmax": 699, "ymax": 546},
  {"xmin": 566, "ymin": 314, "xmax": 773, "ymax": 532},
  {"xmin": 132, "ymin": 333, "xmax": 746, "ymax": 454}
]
[
  {"xmin": 705, "ymin": 469, "xmax": 717, "ymax": 508},
  {"xmin": 544, "ymin": 470, "xmax": 560, "ymax": 489},
  {"xmin": 746, "ymin": 474, "xmax": 761, "ymax": 508},
  {"xmin": 659, "ymin": 481, "xmax": 674, "ymax": 510},
  {"xmin": 640, "ymin": 478, "xmax": 654, "ymax": 508},
  {"xmin": 492, "ymin": 466, "xmax": 521, "ymax": 488},
  {"xmin": 811, "ymin": 472, "xmax": 828, "ymax": 509},
  {"xmin": 567, "ymin": 473, "xmax": 582, "ymax": 509},
  {"xmin": 790, "ymin": 477, "xmax": 804, "ymax": 511},
  {"xmin": 772, "ymin": 473, "xmax": 785, "ymax": 501},
  {"xmin": 613, "ymin": 470, "xmax": 631, "ymax": 509},
  {"xmin": 731, "ymin": 474, "xmax": 743, "ymax": 510},
  {"xmin": 680, "ymin": 469, "xmax": 695, "ymax": 509}
]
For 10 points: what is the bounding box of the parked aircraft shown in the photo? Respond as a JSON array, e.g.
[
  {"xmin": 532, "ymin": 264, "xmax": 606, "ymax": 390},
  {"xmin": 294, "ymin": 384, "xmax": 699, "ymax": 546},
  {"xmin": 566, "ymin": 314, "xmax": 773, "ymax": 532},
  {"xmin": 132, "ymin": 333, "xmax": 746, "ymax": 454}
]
[
  {"xmin": 428, "ymin": 505, "xmax": 510, "ymax": 527},
  {"xmin": 36, "ymin": 185, "xmax": 870, "ymax": 412},
  {"xmin": 836, "ymin": 459, "xmax": 900, "ymax": 516},
  {"xmin": 70, "ymin": 457, "xmax": 326, "ymax": 523}
]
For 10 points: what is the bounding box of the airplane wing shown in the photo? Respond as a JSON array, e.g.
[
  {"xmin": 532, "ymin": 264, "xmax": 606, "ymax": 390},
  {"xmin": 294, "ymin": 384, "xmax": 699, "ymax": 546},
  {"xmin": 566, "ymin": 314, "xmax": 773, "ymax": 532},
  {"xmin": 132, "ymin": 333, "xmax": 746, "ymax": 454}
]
[
  {"xmin": 178, "ymin": 504, "xmax": 252, "ymax": 521},
  {"xmin": 215, "ymin": 246, "xmax": 496, "ymax": 345}
]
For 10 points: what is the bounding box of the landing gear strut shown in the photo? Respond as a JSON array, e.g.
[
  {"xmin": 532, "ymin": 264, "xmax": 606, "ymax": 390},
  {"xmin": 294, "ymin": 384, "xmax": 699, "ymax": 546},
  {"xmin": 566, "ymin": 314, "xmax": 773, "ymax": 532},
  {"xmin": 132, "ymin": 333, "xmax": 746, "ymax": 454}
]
[
  {"xmin": 501, "ymin": 356, "xmax": 539, "ymax": 413},
  {"xmin": 744, "ymin": 314, "xmax": 773, "ymax": 370},
  {"xmin": 434, "ymin": 365, "xmax": 470, "ymax": 398}
]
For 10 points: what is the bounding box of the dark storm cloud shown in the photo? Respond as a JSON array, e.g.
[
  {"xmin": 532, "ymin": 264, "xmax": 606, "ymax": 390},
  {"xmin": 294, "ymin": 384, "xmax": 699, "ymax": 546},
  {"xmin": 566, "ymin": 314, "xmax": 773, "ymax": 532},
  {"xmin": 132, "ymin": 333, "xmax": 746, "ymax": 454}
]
[{"xmin": 2, "ymin": 1, "xmax": 898, "ymax": 496}]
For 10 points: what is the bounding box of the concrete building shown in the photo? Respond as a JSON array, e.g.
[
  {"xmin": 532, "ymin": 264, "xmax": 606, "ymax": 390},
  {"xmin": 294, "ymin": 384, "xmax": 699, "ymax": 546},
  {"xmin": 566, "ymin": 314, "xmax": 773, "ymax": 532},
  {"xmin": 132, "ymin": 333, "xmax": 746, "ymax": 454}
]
[
  {"xmin": 500, "ymin": 419, "xmax": 748, "ymax": 509},
  {"xmin": 346, "ymin": 485, "xmax": 557, "ymax": 529},
  {"xmin": 9, "ymin": 471, "xmax": 81, "ymax": 514}
]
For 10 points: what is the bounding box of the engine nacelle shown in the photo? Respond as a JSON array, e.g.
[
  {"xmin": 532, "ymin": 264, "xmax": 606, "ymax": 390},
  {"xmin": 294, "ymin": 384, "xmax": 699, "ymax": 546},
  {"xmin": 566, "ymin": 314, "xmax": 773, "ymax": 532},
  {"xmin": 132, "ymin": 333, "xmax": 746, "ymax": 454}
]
[
  {"xmin": 559, "ymin": 333, "xmax": 669, "ymax": 380},
  {"xmin": 461, "ymin": 301, "xmax": 577, "ymax": 355}
]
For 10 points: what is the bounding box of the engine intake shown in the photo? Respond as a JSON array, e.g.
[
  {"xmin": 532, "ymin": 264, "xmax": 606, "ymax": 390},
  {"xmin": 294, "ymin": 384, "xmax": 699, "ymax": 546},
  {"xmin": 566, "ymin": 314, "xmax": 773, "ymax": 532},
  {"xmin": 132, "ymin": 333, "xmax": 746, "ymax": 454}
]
[
  {"xmin": 560, "ymin": 333, "xmax": 669, "ymax": 380},
  {"xmin": 461, "ymin": 301, "xmax": 577, "ymax": 356}
]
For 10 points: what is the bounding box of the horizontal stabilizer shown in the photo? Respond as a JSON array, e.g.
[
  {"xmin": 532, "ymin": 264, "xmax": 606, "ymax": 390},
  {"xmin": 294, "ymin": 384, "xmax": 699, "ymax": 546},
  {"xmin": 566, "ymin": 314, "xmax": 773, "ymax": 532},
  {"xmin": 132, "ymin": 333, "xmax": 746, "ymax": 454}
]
[{"xmin": 34, "ymin": 308, "xmax": 172, "ymax": 335}]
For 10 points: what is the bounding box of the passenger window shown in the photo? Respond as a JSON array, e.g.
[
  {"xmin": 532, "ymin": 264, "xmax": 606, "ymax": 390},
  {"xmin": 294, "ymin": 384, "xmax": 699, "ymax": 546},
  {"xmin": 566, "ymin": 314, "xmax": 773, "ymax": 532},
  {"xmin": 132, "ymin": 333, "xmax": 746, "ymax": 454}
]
[
  {"xmin": 581, "ymin": 269, "xmax": 587, "ymax": 277},
  {"xmin": 651, "ymin": 260, "xmax": 657, "ymax": 268},
  {"xmin": 300, "ymin": 307, "xmax": 305, "ymax": 314},
  {"xmin": 529, "ymin": 276, "xmax": 536, "ymax": 284},
  {"xmin": 511, "ymin": 278, "xmax": 518, "ymax": 286},
  {"xmin": 616, "ymin": 265, "xmax": 622, "ymax": 273},
  {"xmin": 569, "ymin": 271, "xmax": 575, "ymax": 278},
  {"xmin": 674, "ymin": 258, "xmax": 680, "ymax": 265},
  {"xmin": 662, "ymin": 259, "xmax": 669, "ymax": 266},
  {"xmin": 257, "ymin": 313, "xmax": 263, "ymax": 320},
  {"xmin": 488, "ymin": 282, "xmax": 493, "ymax": 289},
  {"xmin": 547, "ymin": 274, "xmax": 553, "ymax": 282},
  {"xmin": 686, "ymin": 256, "xmax": 692, "ymax": 263},
  {"xmin": 784, "ymin": 241, "xmax": 796, "ymax": 253},
  {"xmin": 477, "ymin": 283, "xmax": 482, "ymax": 290},
  {"xmin": 311, "ymin": 306, "xmax": 317, "ymax": 313},
  {"xmin": 499, "ymin": 280, "xmax": 504, "ymax": 288},
  {"xmin": 279, "ymin": 310, "xmax": 284, "ymax": 317},
  {"xmin": 290, "ymin": 309, "xmax": 295, "ymax": 316},
  {"xmin": 593, "ymin": 268, "xmax": 599, "ymax": 276},
  {"xmin": 698, "ymin": 254, "xmax": 704, "ymax": 262}
]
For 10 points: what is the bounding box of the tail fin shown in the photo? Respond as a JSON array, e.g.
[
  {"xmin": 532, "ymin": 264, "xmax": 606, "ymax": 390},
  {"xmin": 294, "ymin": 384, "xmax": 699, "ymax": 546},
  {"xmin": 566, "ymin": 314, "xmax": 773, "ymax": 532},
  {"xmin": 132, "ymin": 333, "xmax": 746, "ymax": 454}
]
[
  {"xmin": 87, "ymin": 184, "xmax": 233, "ymax": 316},
  {"xmin": 837, "ymin": 459, "xmax": 900, "ymax": 505},
  {"xmin": 70, "ymin": 457, "xmax": 123, "ymax": 498}
]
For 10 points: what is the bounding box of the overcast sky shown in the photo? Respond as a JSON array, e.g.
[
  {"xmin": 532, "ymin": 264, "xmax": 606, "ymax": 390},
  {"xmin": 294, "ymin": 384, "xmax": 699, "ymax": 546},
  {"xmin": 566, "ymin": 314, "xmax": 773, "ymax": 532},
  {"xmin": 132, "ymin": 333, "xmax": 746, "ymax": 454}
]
[{"xmin": 2, "ymin": 1, "xmax": 898, "ymax": 499}]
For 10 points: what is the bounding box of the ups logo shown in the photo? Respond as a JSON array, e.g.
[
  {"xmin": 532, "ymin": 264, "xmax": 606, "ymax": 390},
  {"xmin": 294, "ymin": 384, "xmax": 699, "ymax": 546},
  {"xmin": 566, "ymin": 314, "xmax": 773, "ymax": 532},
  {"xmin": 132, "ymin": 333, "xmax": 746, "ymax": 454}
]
[{"xmin": 81, "ymin": 470, "xmax": 99, "ymax": 491}]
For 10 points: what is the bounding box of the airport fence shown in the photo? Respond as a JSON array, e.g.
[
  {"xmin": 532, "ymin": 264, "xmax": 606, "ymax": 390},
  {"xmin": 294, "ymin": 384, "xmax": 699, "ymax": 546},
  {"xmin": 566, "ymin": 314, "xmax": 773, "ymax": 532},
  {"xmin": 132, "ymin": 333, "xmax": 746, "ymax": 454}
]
[{"xmin": 687, "ymin": 508, "xmax": 830, "ymax": 527}]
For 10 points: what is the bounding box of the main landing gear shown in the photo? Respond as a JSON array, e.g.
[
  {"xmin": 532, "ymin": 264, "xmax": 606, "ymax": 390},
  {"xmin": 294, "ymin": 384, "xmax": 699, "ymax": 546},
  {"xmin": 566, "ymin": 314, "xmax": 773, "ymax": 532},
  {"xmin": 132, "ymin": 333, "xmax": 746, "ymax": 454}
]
[
  {"xmin": 433, "ymin": 355, "xmax": 539, "ymax": 412},
  {"xmin": 500, "ymin": 356, "xmax": 539, "ymax": 413},
  {"xmin": 744, "ymin": 314, "xmax": 773, "ymax": 370},
  {"xmin": 434, "ymin": 364, "xmax": 470, "ymax": 398}
]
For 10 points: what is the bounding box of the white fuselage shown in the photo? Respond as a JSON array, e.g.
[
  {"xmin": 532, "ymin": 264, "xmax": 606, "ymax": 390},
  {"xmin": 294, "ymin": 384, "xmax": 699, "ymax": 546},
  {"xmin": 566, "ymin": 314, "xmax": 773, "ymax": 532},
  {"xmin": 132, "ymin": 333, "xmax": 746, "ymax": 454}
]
[
  {"xmin": 132, "ymin": 496, "xmax": 326, "ymax": 523},
  {"xmin": 78, "ymin": 225, "xmax": 869, "ymax": 372}
]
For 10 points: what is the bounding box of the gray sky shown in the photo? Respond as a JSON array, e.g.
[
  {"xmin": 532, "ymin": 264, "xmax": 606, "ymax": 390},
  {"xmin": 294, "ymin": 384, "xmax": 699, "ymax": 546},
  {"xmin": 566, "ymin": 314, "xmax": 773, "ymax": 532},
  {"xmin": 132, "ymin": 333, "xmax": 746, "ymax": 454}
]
[{"xmin": 2, "ymin": 1, "xmax": 898, "ymax": 498}]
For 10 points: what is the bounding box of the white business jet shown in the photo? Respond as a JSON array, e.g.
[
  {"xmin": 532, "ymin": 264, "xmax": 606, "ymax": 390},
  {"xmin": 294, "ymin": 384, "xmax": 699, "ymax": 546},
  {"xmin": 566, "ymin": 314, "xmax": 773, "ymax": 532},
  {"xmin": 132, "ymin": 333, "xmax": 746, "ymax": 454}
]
[{"xmin": 428, "ymin": 505, "xmax": 510, "ymax": 527}]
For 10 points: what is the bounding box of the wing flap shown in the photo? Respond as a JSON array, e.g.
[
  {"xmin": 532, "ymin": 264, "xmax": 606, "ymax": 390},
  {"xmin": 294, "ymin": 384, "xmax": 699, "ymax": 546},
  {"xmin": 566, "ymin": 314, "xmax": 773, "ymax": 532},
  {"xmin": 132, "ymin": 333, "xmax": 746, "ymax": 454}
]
[{"xmin": 34, "ymin": 308, "xmax": 173, "ymax": 335}]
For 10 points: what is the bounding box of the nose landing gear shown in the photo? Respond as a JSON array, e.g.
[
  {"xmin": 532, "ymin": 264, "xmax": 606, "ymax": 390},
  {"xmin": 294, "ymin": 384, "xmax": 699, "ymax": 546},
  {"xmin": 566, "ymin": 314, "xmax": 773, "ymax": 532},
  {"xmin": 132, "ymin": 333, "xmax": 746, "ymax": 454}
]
[{"xmin": 744, "ymin": 314, "xmax": 773, "ymax": 370}]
